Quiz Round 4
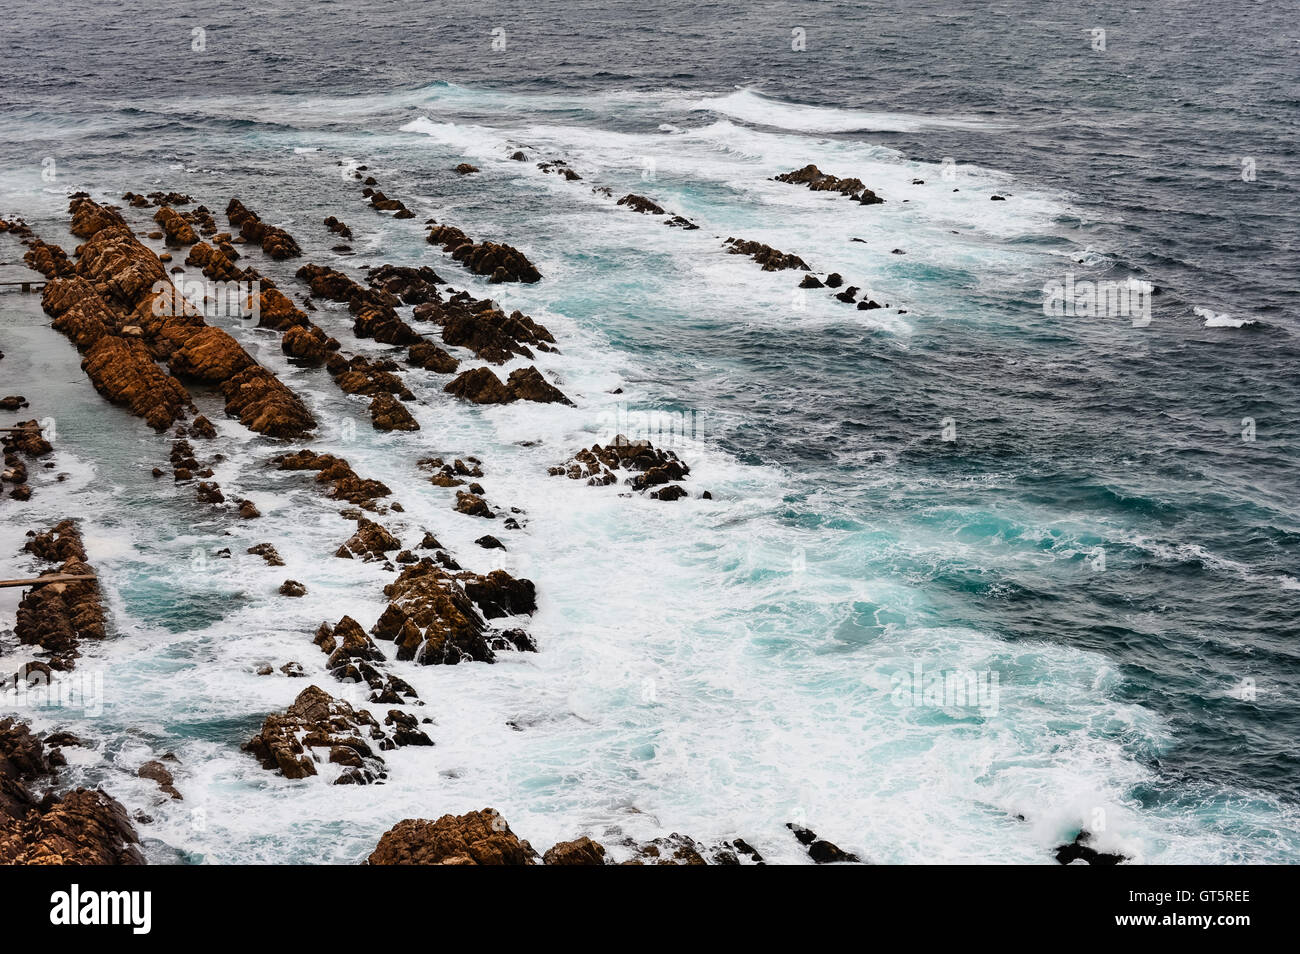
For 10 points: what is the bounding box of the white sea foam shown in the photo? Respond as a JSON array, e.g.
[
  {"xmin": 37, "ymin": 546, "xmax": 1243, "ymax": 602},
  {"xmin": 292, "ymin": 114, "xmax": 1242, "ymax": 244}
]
[
  {"xmin": 686, "ymin": 88, "xmax": 1000, "ymax": 133},
  {"xmin": 1194, "ymin": 305, "xmax": 1256, "ymax": 328}
]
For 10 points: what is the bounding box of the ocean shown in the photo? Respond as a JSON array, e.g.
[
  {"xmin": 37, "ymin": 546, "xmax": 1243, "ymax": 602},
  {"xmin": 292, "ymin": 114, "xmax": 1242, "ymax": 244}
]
[{"xmin": 0, "ymin": 0, "xmax": 1296, "ymax": 863}]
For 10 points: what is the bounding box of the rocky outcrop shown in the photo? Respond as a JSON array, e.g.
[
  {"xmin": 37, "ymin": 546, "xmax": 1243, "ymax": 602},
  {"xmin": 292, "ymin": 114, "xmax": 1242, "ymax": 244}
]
[
  {"xmin": 536, "ymin": 158, "xmax": 580, "ymax": 180},
  {"xmin": 153, "ymin": 206, "xmax": 197, "ymax": 246},
  {"xmin": 775, "ymin": 164, "xmax": 885, "ymax": 205},
  {"xmin": 418, "ymin": 456, "xmax": 482, "ymax": 488},
  {"xmin": 425, "ymin": 223, "xmax": 541, "ymax": 283},
  {"xmin": 0, "ymin": 718, "xmax": 143, "ymax": 865},
  {"xmin": 414, "ymin": 290, "xmax": 557, "ymax": 364},
  {"xmin": 341, "ymin": 517, "xmax": 400, "ymax": 558},
  {"xmin": 272, "ymin": 449, "xmax": 392, "ymax": 508},
  {"xmin": 365, "ymin": 810, "xmax": 749, "ymax": 866},
  {"xmin": 16, "ymin": 521, "xmax": 105, "ymax": 671},
  {"xmin": 443, "ymin": 366, "xmax": 512, "ymax": 404},
  {"xmin": 368, "ymin": 392, "xmax": 419, "ymax": 431},
  {"xmin": 243, "ymin": 685, "xmax": 394, "ymax": 784},
  {"xmin": 368, "ymin": 809, "xmax": 535, "ymax": 865},
  {"xmin": 247, "ymin": 543, "xmax": 285, "ymax": 567},
  {"xmin": 366, "ymin": 264, "xmax": 445, "ymax": 303},
  {"xmin": 40, "ymin": 200, "xmax": 315, "ymax": 438},
  {"xmin": 124, "ymin": 190, "xmax": 192, "ymax": 208},
  {"xmin": 549, "ymin": 436, "xmax": 690, "ymax": 495},
  {"xmin": 407, "ymin": 340, "xmax": 459, "ymax": 374},
  {"xmin": 226, "ymin": 198, "xmax": 302, "ymax": 259},
  {"xmin": 444, "ymin": 366, "xmax": 572, "ymax": 405},
  {"xmin": 361, "ymin": 187, "xmax": 415, "ymax": 219},
  {"xmin": 41, "ymin": 276, "xmax": 194, "ymax": 431},
  {"xmin": 137, "ymin": 759, "xmax": 182, "ymax": 800},
  {"xmin": 371, "ymin": 558, "xmax": 537, "ymax": 665},
  {"xmin": 616, "ymin": 194, "xmax": 698, "ymax": 229},
  {"xmin": 2, "ymin": 420, "xmax": 51, "ymax": 500},
  {"xmin": 185, "ymin": 242, "xmax": 336, "ymax": 368},
  {"xmin": 22, "ymin": 238, "xmax": 73, "ymax": 278},
  {"xmin": 723, "ymin": 237, "xmax": 810, "ymax": 271},
  {"xmin": 543, "ymin": 837, "xmax": 607, "ymax": 865},
  {"xmin": 217, "ymin": 364, "xmax": 316, "ymax": 438},
  {"xmin": 324, "ymin": 215, "xmax": 353, "ymax": 239},
  {"xmin": 1054, "ymin": 830, "xmax": 1127, "ymax": 865},
  {"xmin": 311, "ymin": 614, "xmax": 422, "ymax": 707},
  {"xmin": 787, "ymin": 823, "xmax": 862, "ymax": 863}
]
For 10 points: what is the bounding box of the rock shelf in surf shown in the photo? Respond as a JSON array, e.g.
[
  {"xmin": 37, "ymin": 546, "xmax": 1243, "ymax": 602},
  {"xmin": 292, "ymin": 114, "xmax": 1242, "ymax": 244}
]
[
  {"xmin": 549, "ymin": 436, "xmax": 692, "ymax": 497},
  {"xmin": 36, "ymin": 197, "xmax": 316, "ymax": 438},
  {"xmin": 372, "ymin": 558, "xmax": 537, "ymax": 666},
  {"xmin": 226, "ymin": 197, "xmax": 302, "ymax": 260},
  {"xmin": 616, "ymin": 193, "xmax": 699, "ymax": 229},
  {"xmin": 312, "ymin": 614, "xmax": 422, "ymax": 706},
  {"xmin": 272, "ymin": 449, "xmax": 392, "ymax": 508},
  {"xmin": 444, "ymin": 365, "xmax": 572, "ymax": 405},
  {"xmin": 14, "ymin": 521, "xmax": 105, "ymax": 672},
  {"xmin": 243, "ymin": 684, "xmax": 418, "ymax": 785},
  {"xmin": 0, "ymin": 718, "xmax": 142, "ymax": 865},
  {"xmin": 774, "ymin": 163, "xmax": 885, "ymax": 205},
  {"xmin": 424, "ymin": 222, "xmax": 542, "ymax": 283},
  {"xmin": 366, "ymin": 808, "xmax": 799, "ymax": 865},
  {"xmin": 2, "ymin": 420, "xmax": 51, "ymax": 502},
  {"xmin": 722, "ymin": 237, "xmax": 811, "ymax": 271}
]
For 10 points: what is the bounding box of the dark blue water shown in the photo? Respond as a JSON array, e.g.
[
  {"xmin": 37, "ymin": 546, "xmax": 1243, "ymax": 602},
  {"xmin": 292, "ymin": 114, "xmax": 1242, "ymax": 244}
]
[{"xmin": 1, "ymin": 0, "xmax": 1297, "ymax": 862}]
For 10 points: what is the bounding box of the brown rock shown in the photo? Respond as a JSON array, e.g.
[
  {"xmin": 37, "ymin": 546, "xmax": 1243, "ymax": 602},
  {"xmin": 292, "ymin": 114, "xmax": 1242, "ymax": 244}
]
[
  {"xmin": 368, "ymin": 809, "xmax": 535, "ymax": 865},
  {"xmin": 543, "ymin": 836, "xmax": 607, "ymax": 865}
]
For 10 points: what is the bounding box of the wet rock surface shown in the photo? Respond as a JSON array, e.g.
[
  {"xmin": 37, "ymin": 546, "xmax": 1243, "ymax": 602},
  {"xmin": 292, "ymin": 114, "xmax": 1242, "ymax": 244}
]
[
  {"xmin": 549, "ymin": 436, "xmax": 692, "ymax": 497},
  {"xmin": 369, "ymin": 808, "xmax": 535, "ymax": 865},
  {"xmin": 243, "ymin": 685, "xmax": 395, "ymax": 784},
  {"xmin": 425, "ymin": 222, "xmax": 542, "ymax": 283},
  {"xmin": 15, "ymin": 521, "xmax": 104, "ymax": 671},
  {"xmin": 775, "ymin": 163, "xmax": 885, "ymax": 205},
  {"xmin": 723, "ymin": 237, "xmax": 810, "ymax": 271},
  {"xmin": 0, "ymin": 718, "xmax": 143, "ymax": 865}
]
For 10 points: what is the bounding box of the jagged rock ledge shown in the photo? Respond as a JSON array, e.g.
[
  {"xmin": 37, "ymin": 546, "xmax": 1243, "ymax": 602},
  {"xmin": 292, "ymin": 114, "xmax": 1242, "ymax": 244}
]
[
  {"xmin": 15, "ymin": 520, "xmax": 105, "ymax": 672},
  {"xmin": 0, "ymin": 717, "xmax": 142, "ymax": 864},
  {"xmin": 425, "ymin": 222, "xmax": 542, "ymax": 284},
  {"xmin": 366, "ymin": 808, "xmax": 862, "ymax": 865},
  {"xmin": 775, "ymin": 164, "xmax": 885, "ymax": 205}
]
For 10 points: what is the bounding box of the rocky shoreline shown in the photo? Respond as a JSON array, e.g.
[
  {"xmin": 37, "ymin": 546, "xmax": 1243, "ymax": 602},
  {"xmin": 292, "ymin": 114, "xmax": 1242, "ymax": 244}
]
[
  {"xmin": 1, "ymin": 163, "xmax": 1101, "ymax": 866},
  {"xmin": 0, "ymin": 176, "xmax": 735, "ymax": 866}
]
